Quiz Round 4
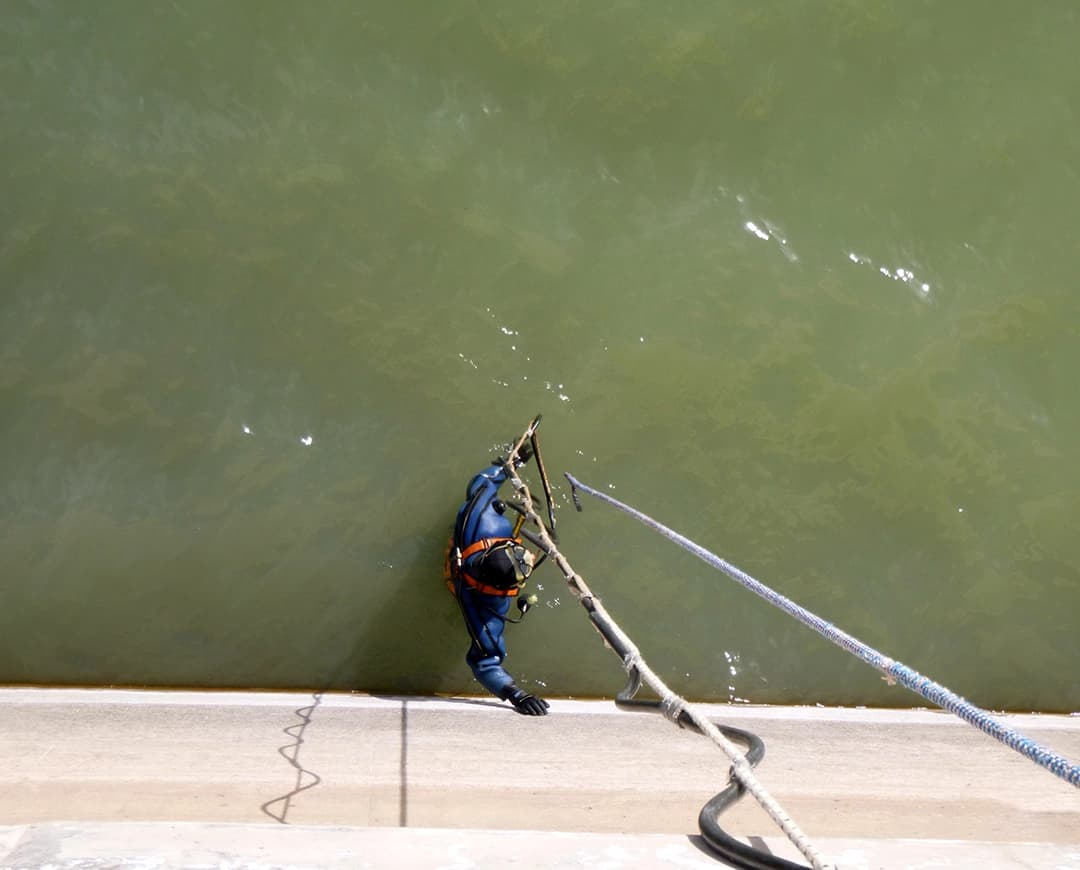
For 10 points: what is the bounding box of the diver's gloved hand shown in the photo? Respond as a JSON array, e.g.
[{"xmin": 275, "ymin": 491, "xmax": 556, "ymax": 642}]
[
  {"xmin": 505, "ymin": 686, "xmax": 549, "ymax": 716},
  {"xmin": 511, "ymin": 440, "xmax": 534, "ymax": 468}
]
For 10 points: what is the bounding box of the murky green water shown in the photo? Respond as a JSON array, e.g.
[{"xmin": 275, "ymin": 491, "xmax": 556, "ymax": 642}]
[{"xmin": 2, "ymin": 2, "xmax": 1078, "ymax": 712}]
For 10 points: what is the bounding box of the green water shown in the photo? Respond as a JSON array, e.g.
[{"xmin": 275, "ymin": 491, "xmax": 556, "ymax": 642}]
[{"xmin": 2, "ymin": 2, "xmax": 1078, "ymax": 712}]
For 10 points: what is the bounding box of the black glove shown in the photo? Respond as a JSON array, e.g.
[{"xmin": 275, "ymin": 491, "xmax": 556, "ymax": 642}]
[{"xmin": 506, "ymin": 686, "xmax": 549, "ymax": 716}]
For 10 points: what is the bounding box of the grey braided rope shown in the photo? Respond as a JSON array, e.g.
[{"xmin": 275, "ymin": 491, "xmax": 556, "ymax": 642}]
[{"xmin": 566, "ymin": 473, "xmax": 1080, "ymax": 790}]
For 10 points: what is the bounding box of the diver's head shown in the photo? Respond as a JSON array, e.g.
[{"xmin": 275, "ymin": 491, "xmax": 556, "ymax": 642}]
[{"xmin": 479, "ymin": 542, "xmax": 535, "ymax": 587}]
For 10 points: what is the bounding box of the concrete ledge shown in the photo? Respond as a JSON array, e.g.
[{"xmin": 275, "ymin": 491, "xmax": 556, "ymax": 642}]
[
  {"xmin": 1, "ymin": 688, "xmax": 1077, "ymax": 868},
  {"xmin": 2, "ymin": 822, "xmax": 1079, "ymax": 869}
]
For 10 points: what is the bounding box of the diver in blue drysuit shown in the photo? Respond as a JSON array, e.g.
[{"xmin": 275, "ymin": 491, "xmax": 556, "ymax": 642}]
[{"xmin": 447, "ymin": 447, "xmax": 549, "ymax": 716}]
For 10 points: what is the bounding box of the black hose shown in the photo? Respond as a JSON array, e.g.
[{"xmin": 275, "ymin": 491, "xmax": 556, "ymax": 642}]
[
  {"xmin": 529, "ymin": 428, "xmax": 558, "ymax": 542},
  {"xmin": 588, "ymin": 610, "xmax": 810, "ymax": 869},
  {"xmin": 529, "ymin": 459, "xmax": 811, "ymax": 865}
]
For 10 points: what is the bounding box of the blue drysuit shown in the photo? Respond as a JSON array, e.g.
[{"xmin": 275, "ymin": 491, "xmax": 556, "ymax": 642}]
[{"xmin": 450, "ymin": 463, "xmax": 520, "ymax": 700}]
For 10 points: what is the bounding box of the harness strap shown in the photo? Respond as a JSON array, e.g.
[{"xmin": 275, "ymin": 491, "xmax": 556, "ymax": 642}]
[
  {"xmin": 459, "ymin": 537, "xmax": 515, "ymax": 561},
  {"xmin": 452, "ymin": 536, "xmax": 521, "ymax": 596},
  {"xmin": 461, "ymin": 571, "xmax": 520, "ymax": 597}
]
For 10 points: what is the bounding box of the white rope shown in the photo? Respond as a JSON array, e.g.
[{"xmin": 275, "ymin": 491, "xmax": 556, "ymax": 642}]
[
  {"xmin": 503, "ymin": 458, "xmax": 836, "ymax": 870},
  {"xmin": 594, "ymin": 586, "xmax": 832, "ymax": 869}
]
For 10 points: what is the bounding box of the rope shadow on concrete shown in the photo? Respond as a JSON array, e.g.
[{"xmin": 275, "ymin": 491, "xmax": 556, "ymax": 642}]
[
  {"xmin": 256, "ymin": 511, "xmax": 510, "ymax": 825},
  {"xmin": 260, "ymin": 691, "xmax": 324, "ymax": 824}
]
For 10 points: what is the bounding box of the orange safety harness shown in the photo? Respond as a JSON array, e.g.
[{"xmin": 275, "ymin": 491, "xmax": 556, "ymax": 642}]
[{"xmin": 445, "ymin": 536, "xmax": 523, "ymax": 597}]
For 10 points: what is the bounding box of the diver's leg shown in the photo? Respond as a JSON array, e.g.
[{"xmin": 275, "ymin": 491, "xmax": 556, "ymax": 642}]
[{"xmin": 457, "ymin": 590, "xmax": 515, "ymax": 699}]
